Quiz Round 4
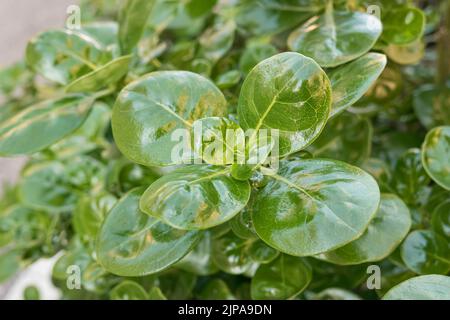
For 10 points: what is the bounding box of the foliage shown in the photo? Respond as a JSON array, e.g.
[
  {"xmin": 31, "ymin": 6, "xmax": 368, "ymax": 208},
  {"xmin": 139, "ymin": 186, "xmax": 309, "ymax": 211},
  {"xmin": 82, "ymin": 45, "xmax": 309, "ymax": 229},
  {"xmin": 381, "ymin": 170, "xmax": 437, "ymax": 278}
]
[{"xmin": 0, "ymin": 0, "xmax": 449, "ymax": 300}]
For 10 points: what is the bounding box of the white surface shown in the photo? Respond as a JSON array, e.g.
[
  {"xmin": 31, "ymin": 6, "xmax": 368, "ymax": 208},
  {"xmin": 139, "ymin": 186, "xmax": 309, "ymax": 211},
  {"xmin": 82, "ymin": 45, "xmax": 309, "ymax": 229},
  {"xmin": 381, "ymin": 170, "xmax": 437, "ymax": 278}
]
[{"xmin": 3, "ymin": 257, "xmax": 61, "ymax": 300}]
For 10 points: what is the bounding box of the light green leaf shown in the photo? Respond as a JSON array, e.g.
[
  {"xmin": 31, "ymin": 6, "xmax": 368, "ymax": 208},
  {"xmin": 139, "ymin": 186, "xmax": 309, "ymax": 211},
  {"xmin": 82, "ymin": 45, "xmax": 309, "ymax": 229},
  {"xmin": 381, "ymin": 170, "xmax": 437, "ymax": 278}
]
[
  {"xmin": 235, "ymin": 0, "xmax": 325, "ymax": 36},
  {"xmin": 19, "ymin": 162, "xmax": 77, "ymax": 212},
  {"xmin": 26, "ymin": 29, "xmax": 109, "ymax": 84},
  {"xmin": 432, "ymin": 201, "xmax": 450, "ymax": 239},
  {"xmin": 401, "ymin": 230, "xmax": 450, "ymax": 275},
  {"xmin": 252, "ymin": 159, "xmax": 380, "ymax": 256},
  {"xmin": 384, "ymin": 40, "xmax": 425, "ymax": 65},
  {"xmin": 381, "ymin": 7, "xmax": 426, "ymax": 45},
  {"xmin": 176, "ymin": 232, "xmax": 219, "ymax": 276},
  {"xmin": 238, "ymin": 52, "xmax": 331, "ymax": 156},
  {"xmin": 287, "ymin": 3, "xmax": 382, "ymax": 67},
  {"xmin": 421, "ymin": 126, "xmax": 450, "ymax": 190},
  {"xmin": 140, "ymin": 165, "xmax": 250, "ymax": 230},
  {"xmin": 212, "ymin": 232, "xmax": 254, "ymax": 274},
  {"xmin": 251, "ymin": 255, "xmax": 312, "ymax": 300},
  {"xmin": 199, "ymin": 19, "xmax": 235, "ymax": 63},
  {"xmin": 110, "ymin": 281, "xmax": 149, "ymax": 300},
  {"xmin": 112, "ymin": 71, "xmax": 227, "ymax": 166},
  {"xmin": 383, "ymin": 275, "xmax": 450, "ymax": 300},
  {"xmin": 118, "ymin": 0, "xmax": 156, "ymax": 54},
  {"xmin": 66, "ymin": 55, "xmax": 131, "ymax": 93},
  {"xmin": 96, "ymin": 188, "xmax": 200, "ymax": 277},
  {"xmin": 317, "ymin": 194, "xmax": 411, "ymax": 265},
  {"xmin": 393, "ymin": 149, "xmax": 430, "ymax": 206},
  {"xmin": 148, "ymin": 287, "xmax": 167, "ymax": 300},
  {"xmin": 329, "ymin": 53, "xmax": 386, "ymax": 117},
  {"xmin": 0, "ymin": 94, "xmax": 95, "ymax": 156},
  {"xmin": 197, "ymin": 279, "xmax": 235, "ymax": 300}
]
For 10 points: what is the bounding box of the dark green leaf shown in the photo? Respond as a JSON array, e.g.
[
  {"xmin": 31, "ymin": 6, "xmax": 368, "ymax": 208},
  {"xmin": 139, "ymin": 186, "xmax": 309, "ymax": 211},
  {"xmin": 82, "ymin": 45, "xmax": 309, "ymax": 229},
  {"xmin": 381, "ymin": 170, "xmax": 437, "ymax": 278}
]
[
  {"xmin": 421, "ymin": 126, "xmax": 450, "ymax": 190},
  {"xmin": 252, "ymin": 159, "xmax": 380, "ymax": 256}
]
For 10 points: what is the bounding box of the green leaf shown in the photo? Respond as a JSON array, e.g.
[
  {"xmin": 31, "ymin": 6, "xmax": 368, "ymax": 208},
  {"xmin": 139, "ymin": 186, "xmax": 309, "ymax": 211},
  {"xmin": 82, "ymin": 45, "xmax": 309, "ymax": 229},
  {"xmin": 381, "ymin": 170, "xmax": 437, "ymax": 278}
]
[
  {"xmin": 239, "ymin": 43, "xmax": 278, "ymax": 75},
  {"xmin": 401, "ymin": 230, "xmax": 450, "ymax": 275},
  {"xmin": 235, "ymin": 0, "xmax": 324, "ymax": 36},
  {"xmin": 309, "ymin": 288, "xmax": 361, "ymax": 300},
  {"xmin": 112, "ymin": 71, "xmax": 227, "ymax": 167},
  {"xmin": 118, "ymin": 0, "xmax": 156, "ymax": 54},
  {"xmin": 0, "ymin": 249, "xmax": 21, "ymax": 283},
  {"xmin": 26, "ymin": 29, "xmax": 109, "ymax": 84},
  {"xmin": 23, "ymin": 286, "xmax": 40, "ymax": 300},
  {"xmin": 413, "ymin": 84, "xmax": 450, "ymax": 129},
  {"xmin": 381, "ymin": 7, "xmax": 426, "ymax": 45},
  {"xmin": 252, "ymin": 159, "xmax": 380, "ymax": 256},
  {"xmin": 148, "ymin": 287, "xmax": 167, "ymax": 300},
  {"xmin": 238, "ymin": 52, "xmax": 331, "ymax": 156},
  {"xmin": 421, "ymin": 126, "xmax": 450, "ymax": 190},
  {"xmin": 65, "ymin": 55, "xmax": 131, "ymax": 93},
  {"xmin": 80, "ymin": 21, "xmax": 119, "ymax": 49},
  {"xmin": 251, "ymin": 255, "xmax": 311, "ymax": 300},
  {"xmin": 158, "ymin": 269, "xmax": 197, "ymax": 299},
  {"xmin": 192, "ymin": 117, "xmax": 242, "ymax": 165},
  {"xmin": 197, "ymin": 279, "xmax": 235, "ymax": 300},
  {"xmin": 199, "ymin": 19, "xmax": 235, "ymax": 63},
  {"xmin": 329, "ymin": 53, "xmax": 387, "ymax": 117},
  {"xmin": 140, "ymin": 165, "xmax": 250, "ymax": 230},
  {"xmin": 110, "ymin": 281, "xmax": 149, "ymax": 300},
  {"xmin": 73, "ymin": 192, "xmax": 117, "ymax": 241},
  {"xmin": 383, "ymin": 275, "xmax": 450, "ymax": 300},
  {"xmin": 308, "ymin": 112, "xmax": 373, "ymax": 165},
  {"xmin": 384, "ymin": 40, "xmax": 425, "ymax": 65},
  {"xmin": 393, "ymin": 149, "xmax": 430, "ymax": 206},
  {"xmin": 317, "ymin": 194, "xmax": 411, "ymax": 265},
  {"xmin": 0, "ymin": 94, "xmax": 95, "ymax": 156},
  {"xmin": 19, "ymin": 162, "xmax": 77, "ymax": 212},
  {"xmin": 212, "ymin": 232, "xmax": 254, "ymax": 274},
  {"xmin": 287, "ymin": 3, "xmax": 382, "ymax": 67},
  {"xmin": 248, "ymin": 240, "xmax": 279, "ymax": 264},
  {"xmin": 431, "ymin": 201, "xmax": 450, "ymax": 239},
  {"xmin": 96, "ymin": 188, "xmax": 200, "ymax": 277},
  {"xmin": 176, "ymin": 232, "xmax": 219, "ymax": 276}
]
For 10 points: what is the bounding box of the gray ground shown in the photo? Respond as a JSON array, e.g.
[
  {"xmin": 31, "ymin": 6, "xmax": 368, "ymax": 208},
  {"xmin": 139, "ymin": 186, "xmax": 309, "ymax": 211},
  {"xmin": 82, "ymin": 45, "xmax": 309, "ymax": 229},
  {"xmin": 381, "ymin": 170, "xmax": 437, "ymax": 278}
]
[{"xmin": 0, "ymin": 0, "xmax": 76, "ymax": 299}]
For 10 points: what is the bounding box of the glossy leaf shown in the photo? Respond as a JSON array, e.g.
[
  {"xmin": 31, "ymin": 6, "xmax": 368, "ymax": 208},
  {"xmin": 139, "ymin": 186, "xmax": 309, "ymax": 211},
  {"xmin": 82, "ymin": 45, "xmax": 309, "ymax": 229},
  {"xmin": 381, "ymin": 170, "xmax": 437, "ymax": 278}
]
[
  {"xmin": 26, "ymin": 29, "xmax": 108, "ymax": 84},
  {"xmin": 431, "ymin": 201, "xmax": 450, "ymax": 239},
  {"xmin": 317, "ymin": 194, "xmax": 411, "ymax": 265},
  {"xmin": 112, "ymin": 71, "xmax": 227, "ymax": 166},
  {"xmin": 251, "ymin": 255, "xmax": 312, "ymax": 300},
  {"xmin": 381, "ymin": 7, "xmax": 425, "ymax": 45},
  {"xmin": 287, "ymin": 3, "xmax": 382, "ymax": 67},
  {"xmin": 421, "ymin": 126, "xmax": 450, "ymax": 190},
  {"xmin": 96, "ymin": 188, "xmax": 200, "ymax": 276},
  {"xmin": 110, "ymin": 281, "xmax": 149, "ymax": 300},
  {"xmin": 176, "ymin": 232, "xmax": 219, "ymax": 276},
  {"xmin": 235, "ymin": 0, "xmax": 324, "ymax": 36},
  {"xmin": 140, "ymin": 165, "xmax": 251, "ymax": 230},
  {"xmin": 66, "ymin": 55, "xmax": 131, "ymax": 93},
  {"xmin": 0, "ymin": 94, "xmax": 95, "ymax": 156},
  {"xmin": 199, "ymin": 19, "xmax": 235, "ymax": 63},
  {"xmin": 118, "ymin": 0, "xmax": 156, "ymax": 54},
  {"xmin": 248, "ymin": 240, "xmax": 279, "ymax": 264},
  {"xmin": 383, "ymin": 275, "xmax": 450, "ymax": 300},
  {"xmin": 252, "ymin": 159, "xmax": 380, "ymax": 256},
  {"xmin": 413, "ymin": 84, "xmax": 450, "ymax": 129},
  {"xmin": 401, "ymin": 230, "xmax": 450, "ymax": 275},
  {"xmin": 212, "ymin": 232, "xmax": 254, "ymax": 275},
  {"xmin": 329, "ymin": 53, "xmax": 386, "ymax": 117},
  {"xmin": 393, "ymin": 149, "xmax": 430, "ymax": 206},
  {"xmin": 238, "ymin": 52, "xmax": 331, "ymax": 156}
]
